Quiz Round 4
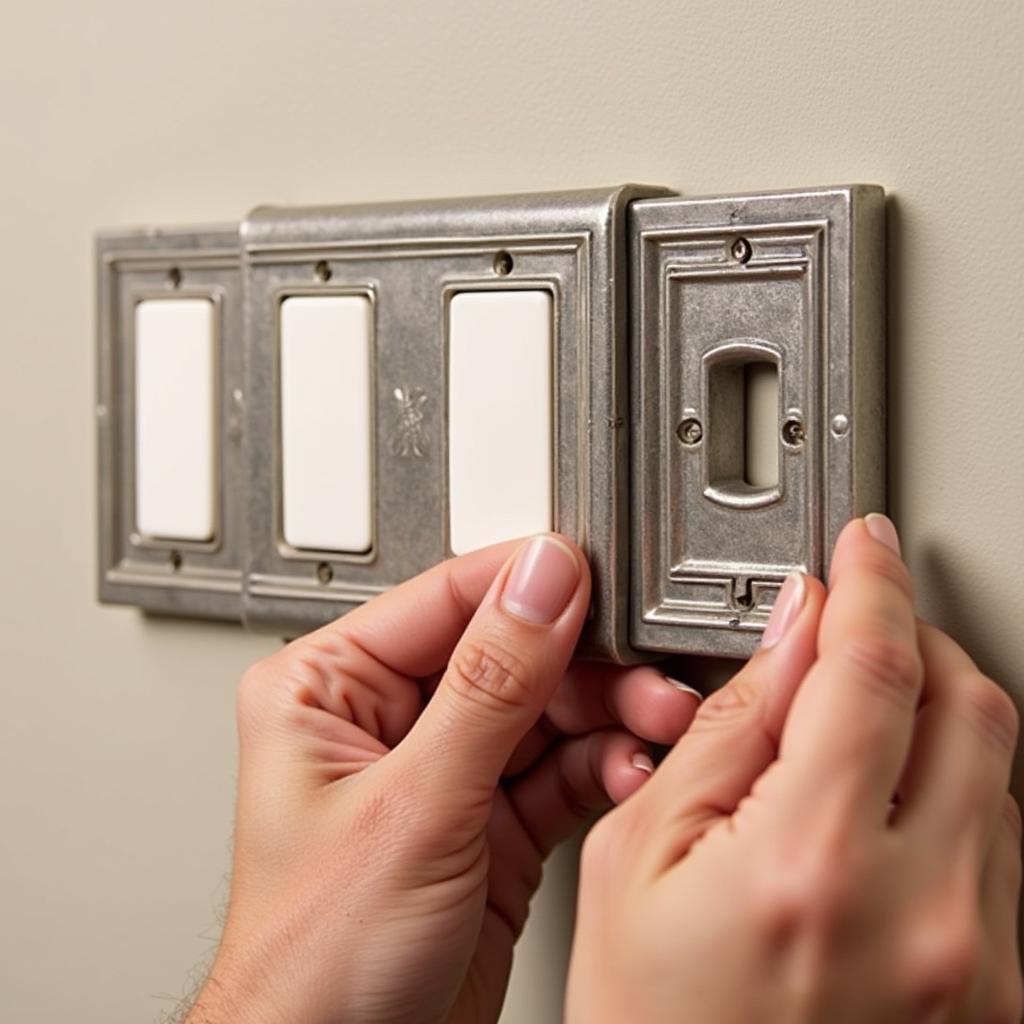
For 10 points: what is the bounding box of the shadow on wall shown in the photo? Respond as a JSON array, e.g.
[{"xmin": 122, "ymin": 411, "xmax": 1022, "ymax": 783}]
[
  {"xmin": 887, "ymin": 191, "xmax": 1022, "ymax": 791},
  {"xmin": 918, "ymin": 543, "xmax": 1023, "ymax": 786},
  {"xmin": 886, "ymin": 192, "xmax": 906, "ymax": 532}
]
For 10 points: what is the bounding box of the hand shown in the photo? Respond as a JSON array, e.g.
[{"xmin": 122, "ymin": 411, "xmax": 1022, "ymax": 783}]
[
  {"xmin": 184, "ymin": 534, "xmax": 700, "ymax": 1024},
  {"xmin": 567, "ymin": 516, "xmax": 1022, "ymax": 1023}
]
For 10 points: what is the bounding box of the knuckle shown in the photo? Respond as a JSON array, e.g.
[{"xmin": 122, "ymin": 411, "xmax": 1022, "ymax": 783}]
[
  {"xmin": 958, "ymin": 673, "xmax": 1020, "ymax": 753},
  {"xmin": 446, "ymin": 632, "xmax": 536, "ymax": 713},
  {"xmin": 902, "ymin": 921, "xmax": 981, "ymax": 1009},
  {"xmin": 237, "ymin": 658, "xmax": 278, "ymax": 724},
  {"xmin": 749, "ymin": 829, "xmax": 860, "ymax": 942},
  {"xmin": 839, "ymin": 632, "xmax": 922, "ymax": 709}
]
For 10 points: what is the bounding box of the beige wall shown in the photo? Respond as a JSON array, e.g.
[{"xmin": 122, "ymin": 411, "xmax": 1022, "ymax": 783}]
[{"xmin": 2, "ymin": 2, "xmax": 1022, "ymax": 1021}]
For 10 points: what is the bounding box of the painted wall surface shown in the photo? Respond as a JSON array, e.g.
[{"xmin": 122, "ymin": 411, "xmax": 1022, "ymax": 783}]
[{"xmin": 1, "ymin": 2, "xmax": 1021, "ymax": 1021}]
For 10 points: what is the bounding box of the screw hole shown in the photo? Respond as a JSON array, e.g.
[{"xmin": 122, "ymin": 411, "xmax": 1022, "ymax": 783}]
[
  {"xmin": 314, "ymin": 260, "xmax": 332, "ymax": 283},
  {"xmin": 169, "ymin": 550, "xmax": 183, "ymax": 571},
  {"xmin": 731, "ymin": 238, "xmax": 752, "ymax": 264},
  {"xmin": 168, "ymin": 267, "xmax": 182, "ymax": 289},
  {"xmin": 676, "ymin": 417, "xmax": 704, "ymax": 446},
  {"xmin": 316, "ymin": 561, "xmax": 334, "ymax": 585},
  {"xmin": 782, "ymin": 417, "xmax": 806, "ymax": 448},
  {"xmin": 493, "ymin": 251, "xmax": 514, "ymax": 276}
]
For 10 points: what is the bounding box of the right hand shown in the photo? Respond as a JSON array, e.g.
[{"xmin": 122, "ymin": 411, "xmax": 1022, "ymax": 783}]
[{"xmin": 567, "ymin": 516, "xmax": 1022, "ymax": 1023}]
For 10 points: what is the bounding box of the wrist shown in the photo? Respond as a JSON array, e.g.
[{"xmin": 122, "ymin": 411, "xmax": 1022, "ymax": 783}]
[{"xmin": 182, "ymin": 946, "xmax": 288, "ymax": 1024}]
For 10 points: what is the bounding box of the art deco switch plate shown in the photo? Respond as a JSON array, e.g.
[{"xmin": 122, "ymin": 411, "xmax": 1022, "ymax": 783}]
[
  {"xmin": 629, "ymin": 186, "xmax": 886, "ymax": 657},
  {"xmin": 95, "ymin": 183, "xmax": 885, "ymax": 661},
  {"xmin": 240, "ymin": 187, "xmax": 667, "ymax": 660},
  {"xmin": 96, "ymin": 225, "xmax": 246, "ymax": 621}
]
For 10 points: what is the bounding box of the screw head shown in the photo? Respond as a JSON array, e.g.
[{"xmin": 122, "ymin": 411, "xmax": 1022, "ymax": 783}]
[
  {"xmin": 169, "ymin": 550, "xmax": 183, "ymax": 571},
  {"xmin": 677, "ymin": 417, "xmax": 704, "ymax": 445},
  {"xmin": 782, "ymin": 417, "xmax": 806, "ymax": 447},
  {"xmin": 316, "ymin": 561, "xmax": 334, "ymax": 585},
  {"xmin": 831, "ymin": 413, "xmax": 850, "ymax": 438},
  {"xmin": 167, "ymin": 267, "xmax": 182, "ymax": 289},
  {"xmin": 731, "ymin": 237, "xmax": 752, "ymax": 264},
  {"xmin": 314, "ymin": 260, "xmax": 332, "ymax": 283}
]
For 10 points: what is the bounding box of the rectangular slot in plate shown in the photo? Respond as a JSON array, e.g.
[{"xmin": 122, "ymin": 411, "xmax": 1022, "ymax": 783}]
[{"xmin": 630, "ymin": 186, "xmax": 885, "ymax": 656}]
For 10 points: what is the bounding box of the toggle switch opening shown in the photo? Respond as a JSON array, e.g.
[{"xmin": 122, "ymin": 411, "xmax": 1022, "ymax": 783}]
[
  {"xmin": 744, "ymin": 362, "xmax": 779, "ymax": 488},
  {"xmin": 706, "ymin": 355, "xmax": 779, "ymax": 498}
]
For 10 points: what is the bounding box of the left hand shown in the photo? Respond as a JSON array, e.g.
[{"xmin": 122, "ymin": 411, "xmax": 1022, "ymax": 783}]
[{"xmin": 184, "ymin": 534, "xmax": 701, "ymax": 1024}]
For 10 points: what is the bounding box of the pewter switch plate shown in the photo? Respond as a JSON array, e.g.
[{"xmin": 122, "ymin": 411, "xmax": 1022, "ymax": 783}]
[
  {"xmin": 629, "ymin": 186, "xmax": 885, "ymax": 657},
  {"xmin": 95, "ymin": 184, "xmax": 885, "ymax": 661},
  {"xmin": 96, "ymin": 224, "xmax": 246, "ymax": 622},
  {"xmin": 240, "ymin": 187, "xmax": 668, "ymax": 661}
]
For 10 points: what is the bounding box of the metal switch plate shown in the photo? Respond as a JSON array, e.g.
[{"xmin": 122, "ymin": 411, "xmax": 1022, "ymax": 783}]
[
  {"xmin": 96, "ymin": 225, "xmax": 246, "ymax": 621},
  {"xmin": 629, "ymin": 186, "xmax": 886, "ymax": 657},
  {"xmin": 95, "ymin": 184, "xmax": 885, "ymax": 661},
  {"xmin": 240, "ymin": 187, "xmax": 667, "ymax": 660}
]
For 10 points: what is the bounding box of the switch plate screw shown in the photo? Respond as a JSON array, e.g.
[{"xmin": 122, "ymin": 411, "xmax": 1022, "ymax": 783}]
[
  {"xmin": 782, "ymin": 417, "xmax": 806, "ymax": 447},
  {"xmin": 731, "ymin": 237, "xmax": 752, "ymax": 263},
  {"xmin": 677, "ymin": 417, "xmax": 704, "ymax": 445}
]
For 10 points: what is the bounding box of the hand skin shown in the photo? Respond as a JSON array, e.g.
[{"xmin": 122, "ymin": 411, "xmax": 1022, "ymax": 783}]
[
  {"xmin": 183, "ymin": 534, "xmax": 701, "ymax": 1024},
  {"xmin": 567, "ymin": 516, "xmax": 1023, "ymax": 1023}
]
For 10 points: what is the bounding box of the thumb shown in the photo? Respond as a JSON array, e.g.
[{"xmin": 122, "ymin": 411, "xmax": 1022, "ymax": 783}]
[
  {"xmin": 396, "ymin": 533, "xmax": 590, "ymax": 796},
  {"xmin": 639, "ymin": 571, "xmax": 826, "ymax": 853}
]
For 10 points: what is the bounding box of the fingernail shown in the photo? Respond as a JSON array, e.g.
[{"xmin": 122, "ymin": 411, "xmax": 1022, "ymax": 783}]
[
  {"xmin": 761, "ymin": 572, "xmax": 806, "ymax": 649},
  {"xmin": 501, "ymin": 535, "xmax": 580, "ymax": 624},
  {"xmin": 664, "ymin": 677, "xmax": 703, "ymax": 702},
  {"xmin": 631, "ymin": 752, "xmax": 655, "ymax": 775},
  {"xmin": 865, "ymin": 513, "xmax": 902, "ymax": 556}
]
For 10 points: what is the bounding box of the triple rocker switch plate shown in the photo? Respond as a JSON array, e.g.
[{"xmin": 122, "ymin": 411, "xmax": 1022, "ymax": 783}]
[{"xmin": 96, "ymin": 184, "xmax": 885, "ymax": 662}]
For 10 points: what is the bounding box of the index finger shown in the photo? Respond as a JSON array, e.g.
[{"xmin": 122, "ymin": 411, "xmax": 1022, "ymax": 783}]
[{"xmin": 774, "ymin": 515, "xmax": 924, "ymax": 822}]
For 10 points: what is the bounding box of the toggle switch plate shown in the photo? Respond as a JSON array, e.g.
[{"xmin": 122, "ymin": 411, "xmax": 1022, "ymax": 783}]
[
  {"xmin": 629, "ymin": 186, "xmax": 886, "ymax": 657},
  {"xmin": 96, "ymin": 225, "xmax": 246, "ymax": 620}
]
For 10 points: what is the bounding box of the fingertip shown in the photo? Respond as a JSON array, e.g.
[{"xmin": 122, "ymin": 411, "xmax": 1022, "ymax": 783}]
[
  {"xmin": 757, "ymin": 570, "xmax": 825, "ymax": 657},
  {"xmin": 830, "ymin": 515, "xmax": 904, "ymax": 583},
  {"xmin": 600, "ymin": 735, "xmax": 655, "ymax": 804},
  {"xmin": 865, "ymin": 512, "xmax": 902, "ymax": 556},
  {"xmin": 650, "ymin": 677, "xmax": 702, "ymax": 743},
  {"xmin": 607, "ymin": 667, "xmax": 702, "ymax": 745}
]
